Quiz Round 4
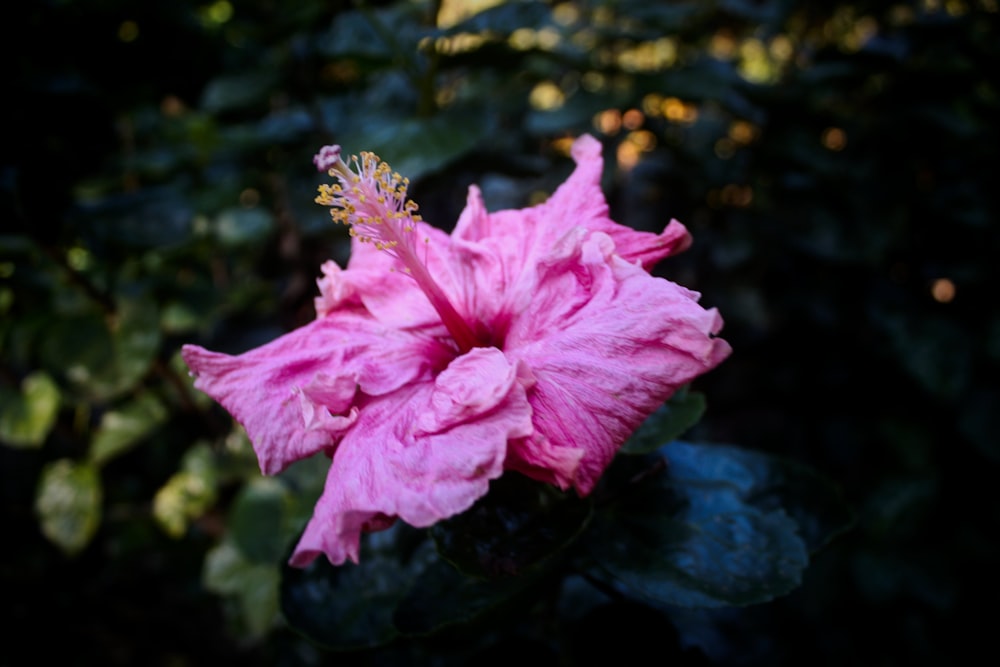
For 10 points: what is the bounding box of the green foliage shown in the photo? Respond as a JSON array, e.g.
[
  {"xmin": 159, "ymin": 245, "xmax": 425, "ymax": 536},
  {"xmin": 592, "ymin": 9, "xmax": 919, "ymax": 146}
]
[
  {"xmin": 4, "ymin": 0, "xmax": 996, "ymax": 663},
  {"xmin": 282, "ymin": 435, "xmax": 848, "ymax": 650},
  {"xmin": 35, "ymin": 459, "xmax": 102, "ymax": 555},
  {"xmin": 89, "ymin": 393, "xmax": 168, "ymax": 466},
  {"xmin": 621, "ymin": 385, "xmax": 706, "ymax": 455},
  {"xmin": 0, "ymin": 371, "xmax": 61, "ymax": 448},
  {"xmin": 153, "ymin": 442, "xmax": 219, "ymax": 538},
  {"xmin": 586, "ymin": 443, "xmax": 812, "ymax": 608},
  {"xmin": 204, "ymin": 541, "xmax": 282, "ymax": 639},
  {"xmin": 431, "ymin": 474, "xmax": 591, "ymax": 578}
]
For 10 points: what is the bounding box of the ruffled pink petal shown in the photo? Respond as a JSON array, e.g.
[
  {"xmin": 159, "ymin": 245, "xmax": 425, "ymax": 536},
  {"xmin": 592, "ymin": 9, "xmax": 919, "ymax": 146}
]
[
  {"xmin": 182, "ymin": 312, "xmax": 455, "ymax": 475},
  {"xmin": 314, "ymin": 260, "xmax": 359, "ymax": 317},
  {"xmin": 543, "ymin": 135, "xmax": 692, "ymax": 268},
  {"xmin": 453, "ymin": 134, "xmax": 691, "ymax": 270},
  {"xmin": 289, "ymin": 347, "xmax": 534, "ymax": 566},
  {"xmin": 504, "ymin": 231, "xmax": 730, "ymax": 495}
]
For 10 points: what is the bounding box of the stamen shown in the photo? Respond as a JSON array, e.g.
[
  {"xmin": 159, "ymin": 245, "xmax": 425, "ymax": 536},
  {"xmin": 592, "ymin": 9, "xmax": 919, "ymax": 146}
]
[{"xmin": 313, "ymin": 145, "xmax": 481, "ymax": 353}]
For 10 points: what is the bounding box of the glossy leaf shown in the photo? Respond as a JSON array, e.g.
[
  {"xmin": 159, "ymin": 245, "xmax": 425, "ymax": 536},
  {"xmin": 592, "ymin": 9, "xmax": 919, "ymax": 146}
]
[
  {"xmin": 431, "ymin": 474, "xmax": 591, "ymax": 578},
  {"xmin": 393, "ymin": 554, "xmax": 544, "ymax": 637},
  {"xmin": 585, "ymin": 442, "xmax": 825, "ymax": 608},
  {"xmin": 281, "ymin": 520, "xmax": 546, "ymax": 650},
  {"xmin": 35, "ymin": 459, "xmax": 102, "ymax": 556},
  {"xmin": 281, "ymin": 524, "xmax": 432, "ymax": 651},
  {"xmin": 0, "ymin": 371, "xmax": 61, "ymax": 448}
]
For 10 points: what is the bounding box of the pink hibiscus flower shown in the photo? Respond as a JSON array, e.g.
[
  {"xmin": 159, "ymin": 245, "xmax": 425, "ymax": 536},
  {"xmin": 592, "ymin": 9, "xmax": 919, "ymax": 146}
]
[{"xmin": 182, "ymin": 134, "xmax": 730, "ymax": 567}]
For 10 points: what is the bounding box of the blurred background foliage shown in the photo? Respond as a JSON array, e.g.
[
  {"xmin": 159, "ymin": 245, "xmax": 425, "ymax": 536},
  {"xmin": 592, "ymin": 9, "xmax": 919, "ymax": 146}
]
[{"xmin": 2, "ymin": 0, "xmax": 998, "ymax": 664}]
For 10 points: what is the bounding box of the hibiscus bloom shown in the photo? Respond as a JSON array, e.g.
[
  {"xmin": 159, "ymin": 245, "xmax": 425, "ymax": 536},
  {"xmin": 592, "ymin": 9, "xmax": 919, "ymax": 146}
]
[{"xmin": 182, "ymin": 135, "xmax": 730, "ymax": 566}]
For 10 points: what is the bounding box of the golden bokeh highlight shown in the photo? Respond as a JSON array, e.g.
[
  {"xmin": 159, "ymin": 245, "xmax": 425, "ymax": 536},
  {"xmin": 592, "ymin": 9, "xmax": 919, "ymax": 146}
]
[
  {"xmin": 529, "ymin": 81, "xmax": 565, "ymax": 110},
  {"xmin": 622, "ymin": 108, "xmax": 644, "ymax": 130},
  {"xmin": 553, "ymin": 2, "xmax": 581, "ymax": 26},
  {"xmin": 931, "ymin": 278, "xmax": 956, "ymax": 303},
  {"xmin": 710, "ymin": 30, "xmax": 738, "ymax": 59},
  {"xmin": 437, "ymin": 0, "xmax": 505, "ymax": 28},
  {"xmin": 822, "ymin": 127, "xmax": 847, "ymax": 151},
  {"xmin": 615, "ymin": 131, "xmax": 657, "ymax": 171},
  {"xmin": 729, "ymin": 120, "xmax": 758, "ymax": 145},
  {"xmin": 661, "ymin": 97, "xmax": 698, "ymax": 125},
  {"xmin": 616, "ymin": 38, "xmax": 677, "ymax": 72},
  {"xmin": 594, "ymin": 109, "xmax": 622, "ymax": 135}
]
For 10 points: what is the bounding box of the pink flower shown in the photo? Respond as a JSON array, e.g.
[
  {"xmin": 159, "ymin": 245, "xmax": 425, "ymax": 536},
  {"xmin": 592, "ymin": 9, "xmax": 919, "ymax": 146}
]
[{"xmin": 182, "ymin": 134, "xmax": 730, "ymax": 567}]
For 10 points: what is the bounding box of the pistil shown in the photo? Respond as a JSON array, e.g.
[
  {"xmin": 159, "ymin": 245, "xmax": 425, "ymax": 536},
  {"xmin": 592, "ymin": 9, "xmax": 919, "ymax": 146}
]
[{"xmin": 314, "ymin": 147, "xmax": 481, "ymax": 353}]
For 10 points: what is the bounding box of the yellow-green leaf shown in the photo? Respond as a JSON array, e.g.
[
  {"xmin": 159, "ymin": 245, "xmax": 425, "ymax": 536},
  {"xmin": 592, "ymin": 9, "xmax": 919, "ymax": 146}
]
[
  {"xmin": 35, "ymin": 459, "xmax": 102, "ymax": 556},
  {"xmin": 0, "ymin": 372, "xmax": 61, "ymax": 448},
  {"xmin": 153, "ymin": 443, "xmax": 218, "ymax": 538}
]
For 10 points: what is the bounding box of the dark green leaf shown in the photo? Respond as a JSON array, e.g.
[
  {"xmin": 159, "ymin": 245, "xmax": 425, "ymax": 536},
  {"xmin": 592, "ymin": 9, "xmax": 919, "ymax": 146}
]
[
  {"xmin": 317, "ymin": 5, "xmax": 429, "ymax": 60},
  {"xmin": 393, "ymin": 553, "xmax": 544, "ymax": 637},
  {"xmin": 342, "ymin": 109, "xmax": 487, "ymax": 182},
  {"xmin": 40, "ymin": 312, "xmax": 115, "ymax": 388},
  {"xmin": 281, "ymin": 519, "xmax": 547, "ymax": 649},
  {"xmin": 585, "ymin": 442, "xmax": 834, "ymax": 608},
  {"xmin": 203, "ymin": 541, "xmax": 281, "ymax": 638},
  {"xmin": 201, "ymin": 71, "xmax": 280, "ymax": 114},
  {"xmin": 281, "ymin": 524, "xmax": 432, "ymax": 650},
  {"xmin": 621, "ymin": 387, "xmax": 707, "ymax": 455},
  {"xmin": 431, "ymin": 474, "xmax": 591, "ymax": 578},
  {"xmin": 89, "ymin": 393, "xmax": 168, "ymax": 466},
  {"xmin": 80, "ymin": 186, "xmax": 196, "ymax": 249},
  {"xmin": 230, "ymin": 478, "xmax": 291, "ymax": 564}
]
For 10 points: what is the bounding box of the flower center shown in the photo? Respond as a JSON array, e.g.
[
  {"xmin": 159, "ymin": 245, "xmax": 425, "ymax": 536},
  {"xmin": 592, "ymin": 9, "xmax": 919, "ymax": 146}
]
[{"xmin": 314, "ymin": 146, "xmax": 481, "ymax": 353}]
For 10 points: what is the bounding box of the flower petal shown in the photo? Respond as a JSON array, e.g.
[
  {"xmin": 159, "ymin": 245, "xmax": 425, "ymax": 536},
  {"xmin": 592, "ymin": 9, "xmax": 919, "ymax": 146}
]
[
  {"xmin": 289, "ymin": 347, "xmax": 534, "ymax": 566},
  {"xmin": 453, "ymin": 134, "xmax": 691, "ymax": 270},
  {"xmin": 505, "ymin": 232, "xmax": 730, "ymax": 495},
  {"xmin": 182, "ymin": 312, "xmax": 455, "ymax": 475},
  {"xmin": 546, "ymin": 135, "xmax": 692, "ymax": 268}
]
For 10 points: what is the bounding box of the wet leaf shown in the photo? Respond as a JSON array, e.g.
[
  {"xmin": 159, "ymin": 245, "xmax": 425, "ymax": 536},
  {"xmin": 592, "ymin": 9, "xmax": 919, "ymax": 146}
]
[{"xmin": 584, "ymin": 442, "xmax": 850, "ymax": 607}]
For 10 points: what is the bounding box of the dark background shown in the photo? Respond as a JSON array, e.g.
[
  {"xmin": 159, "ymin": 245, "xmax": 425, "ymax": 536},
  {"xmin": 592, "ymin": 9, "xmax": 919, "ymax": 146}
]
[{"xmin": 2, "ymin": 0, "xmax": 998, "ymax": 664}]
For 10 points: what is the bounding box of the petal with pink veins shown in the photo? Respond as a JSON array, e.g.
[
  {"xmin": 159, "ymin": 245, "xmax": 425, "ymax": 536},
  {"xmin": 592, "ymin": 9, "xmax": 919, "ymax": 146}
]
[
  {"xmin": 505, "ymin": 232, "xmax": 730, "ymax": 495},
  {"xmin": 182, "ymin": 313, "xmax": 455, "ymax": 475},
  {"xmin": 289, "ymin": 347, "xmax": 534, "ymax": 566}
]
